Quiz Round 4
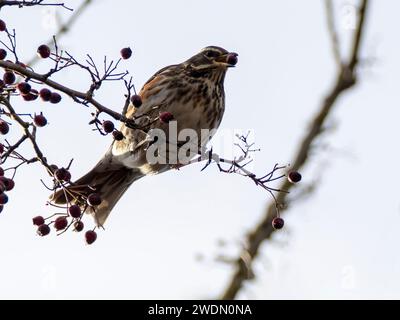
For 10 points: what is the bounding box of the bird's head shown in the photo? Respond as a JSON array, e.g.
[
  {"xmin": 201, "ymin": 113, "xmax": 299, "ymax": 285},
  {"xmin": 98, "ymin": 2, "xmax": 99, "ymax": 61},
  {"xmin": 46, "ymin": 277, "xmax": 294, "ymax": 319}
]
[{"xmin": 184, "ymin": 46, "xmax": 238, "ymax": 73}]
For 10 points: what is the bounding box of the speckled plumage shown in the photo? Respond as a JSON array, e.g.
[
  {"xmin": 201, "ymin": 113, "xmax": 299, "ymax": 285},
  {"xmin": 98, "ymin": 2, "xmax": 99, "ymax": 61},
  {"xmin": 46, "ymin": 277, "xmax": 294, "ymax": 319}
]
[{"xmin": 52, "ymin": 46, "xmax": 237, "ymax": 226}]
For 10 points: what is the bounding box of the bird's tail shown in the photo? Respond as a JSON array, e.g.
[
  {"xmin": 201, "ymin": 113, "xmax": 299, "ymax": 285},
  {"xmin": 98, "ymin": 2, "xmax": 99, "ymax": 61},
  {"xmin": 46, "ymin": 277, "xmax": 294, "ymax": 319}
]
[{"xmin": 51, "ymin": 165, "xmax": 143, "ymax": 227}]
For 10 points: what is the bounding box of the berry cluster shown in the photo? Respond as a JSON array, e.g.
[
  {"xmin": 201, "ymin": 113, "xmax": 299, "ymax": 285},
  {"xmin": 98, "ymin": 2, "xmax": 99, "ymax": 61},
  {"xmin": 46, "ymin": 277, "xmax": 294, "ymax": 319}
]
[
  {"xmin": 0, "ymin": 163, "xmax": 15, "ymax": 213},
  {"xmin": 0, "ymin": 17, "xmax": 141, "ymax": 245},
  {"xmin": 29, "ymin": 162, "xmax": 103, "ymax": 244}
]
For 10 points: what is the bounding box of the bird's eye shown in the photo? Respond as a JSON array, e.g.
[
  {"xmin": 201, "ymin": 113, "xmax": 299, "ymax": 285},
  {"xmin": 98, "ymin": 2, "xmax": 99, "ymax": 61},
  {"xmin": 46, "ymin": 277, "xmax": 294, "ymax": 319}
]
[{"xmin": 204, "ymin": 50, "xmax": 219, "ymax": 58}]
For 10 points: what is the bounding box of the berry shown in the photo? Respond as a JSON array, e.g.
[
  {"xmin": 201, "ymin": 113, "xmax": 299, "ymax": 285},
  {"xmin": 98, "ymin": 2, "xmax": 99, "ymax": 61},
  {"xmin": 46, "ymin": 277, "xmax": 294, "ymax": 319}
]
[
  {"xmin": 3, "ymin": 71, "xmax": 15, "ymax": 85},
  {"xmin": 32, "ymin": 216, "xmax": 45, "ymax": 226},
  {"xmin": 130, "ymin": 94, "xmax": 142, "ymax": 108},
  {"xmin": 3, "ymin": 178, "xmax": 14, "ymax": 191},
  {"xmin": 49, "ymin": 92, "xmax": 61, "ymax": 104},
  {"xmin": 0, "ymin": 177, "xmax": 12, "ymax": 191},
  {"xmin": 68, "ymin": 205, "xmax": 81, "ymax": 218},
  {"xmin": 0, "ymin": 193, "xmax": 8, "ymax": 205},
  {"xmin": 0, "ymin": 49, "xmax": 7, "ymax": 60},
  {"xmin": 120, "ymin": 47, "xmax": 132, "ymax": 60},
  {"xmin": 288, "ymin": 171, "xmax": 302, "ymax": 183},
  {"xmin": 159, "ymin": 111, "xmax": 174, "ymax": 124},
  {"xmin": 112, "ymin": 130, "xmax": 124, "ymax": 141},
  {"xmin": 85, "ymin": 230, "xmax": 97, "ymax": 245},
  {"xmin": 73, "ymin": 220, "xmax": 84, "ymax": 232},
  {"xmin": 87, "ymin": 193, "xmax": 101, "ymax": 206},
  {"xmin": 17, "ymin": 82, "xmax": 31, "ymax": 94},
  {"xmin": 102, "ymin": 120, "xmax": 114, "ymax": 133},
  {"xmin": 54, "ymin": 216, "xmax": 68, "ymax": 230},
  {"xmin": 0, "ymin": 20, "xmax": 6, "ymax": 32},
  {"xmin": 227, "ymin": 53, "xmax": 238, "ymax": 66},
  {"xmin": 37, "ymin": 224, "xmax": 50, "ymax": 236},
  {"xmin": 0, "ymin": 177, "xmax": 9, "ymax": 188},
  {"xmin": 37, "ymin": 44, "xmax": 51, "ymax": 59},
  {"xmin": 272, "ymin": 217, "xmax": 285, "ymax": 230},
  {"xmin": 0, "ymin": 120, "xmax": 9, "ymax": 135},
  {"xmin": 54, "ymin": 167, "xmax": 71, "ymax": 181},
  {"xmin": 34, "ymin": 114, "xmax": 47, "ymax": 127},
  {"xmin": 0, "ymin": 182, "xmax": 5, "ymax": 193},
  {"xmin": 39, "ymin": 88, "xmax": 52, "ymax": 101},
  {"xmin": 0, "ymin": 167, "xmax": 3, "ymax": 176},
  {"xmin": 22, "ymin": 89, "xmax": 39, "ymax": 101}
]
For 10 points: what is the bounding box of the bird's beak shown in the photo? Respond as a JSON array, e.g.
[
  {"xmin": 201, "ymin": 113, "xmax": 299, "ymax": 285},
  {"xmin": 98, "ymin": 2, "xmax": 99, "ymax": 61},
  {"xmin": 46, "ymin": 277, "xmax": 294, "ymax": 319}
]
[{"xmin": 216, "ymin": 52, "xmax": 238, "ymax": 68}]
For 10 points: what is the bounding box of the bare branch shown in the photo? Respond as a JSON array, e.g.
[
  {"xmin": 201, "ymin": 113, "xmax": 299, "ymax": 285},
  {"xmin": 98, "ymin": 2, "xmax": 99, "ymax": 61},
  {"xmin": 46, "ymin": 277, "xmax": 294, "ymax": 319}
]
[
  {"xmin": 0, "ymin": 0, "xmax": 72, "ymax": 11},
  {"xmin": 0, "ymin": 60, "xmax": 135, "ymax": 125},
  {"xmin": 221, "ymin": 0, "xmax": 369, "ymax": 300},
  {"xmin": 0, "ymin": 95, "xmax": 52, "ymax": 172}
]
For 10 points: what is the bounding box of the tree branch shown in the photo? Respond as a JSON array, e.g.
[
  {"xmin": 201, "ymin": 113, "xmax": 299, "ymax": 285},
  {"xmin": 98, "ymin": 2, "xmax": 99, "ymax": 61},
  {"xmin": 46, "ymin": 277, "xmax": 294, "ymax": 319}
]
[
  {"xmin": 0, "ymin": 60, "xmax": 132, "ymax": 124},
  {"xmin": 0, "ymin": 0, "xmax": 72, "ymax": 11},
  {"xmin": 221, "ymin": 0, "xmax": 369, "ymax": 300}
]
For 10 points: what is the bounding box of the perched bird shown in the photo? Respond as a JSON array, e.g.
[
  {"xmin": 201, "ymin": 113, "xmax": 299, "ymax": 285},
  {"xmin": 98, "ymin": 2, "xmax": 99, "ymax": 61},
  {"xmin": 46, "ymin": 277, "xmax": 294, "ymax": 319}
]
[{"xmin": 51, "ymin": 46, "xmax": 238, "ymax": 226}]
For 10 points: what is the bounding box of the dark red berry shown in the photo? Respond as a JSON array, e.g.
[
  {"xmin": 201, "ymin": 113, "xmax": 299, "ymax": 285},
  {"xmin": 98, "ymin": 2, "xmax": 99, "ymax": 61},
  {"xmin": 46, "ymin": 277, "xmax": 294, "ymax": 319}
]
[
  {"xmin": 130, "ymin": 94, "xmax": 142, "ymax": 108},
  {"xmin": 32, "ymin": 216, "xmax": 45, "ymax": 226},
  {"xmin": 37, "ymin": 44, "xmax": 51, "ymax": 59},
  {"xmin": 22, "ymin": 89, "xmax": 38, "ymax": 101},
  {"xmin": 73, "ymin": 220, "xmax": 84, "ymax": 232},
  {"xmin": 54, "ymin": 216, "xmax": 68, "ymax": 230},
  {"xmin": 17, "ymin": 82, "xmax": 31, "ymax": 94},
  {"xmin": 0, "ymin": 193, "xmax": 8, "ymax": 205},
  {"xmin": 102, "ymin": 120, "xmax": 114, "ymax": 133},
  {"xmin": 54, "ymin": 167, "xmax": 71, "ymax": 181},
  {"xmin": 0, "ymin": 120, "xmax": 9, "ymax": 135},
  {"xmin": 0, "ymin": 182, "xmax": 5, "ymax": 193},
  {"xmin": 85, "ymin": 230, "xmax": 97, "ymax": 244},
  {"xmin": 39, "ymin": 88, "xmax": 52, "ymax": 101},
  {"xmin": 68, "ymin": 205, "xmax": 81, "ymax": 218},
  {"xmin": 112, "ymin": 130, "xmax": 124, "ymax": 141},
  {"xmin": 272, "ymin": 217, "xmax": 284, "ymax": 230},
  {"xmin": 49, "ymin": 92, "xmax": 61, "ymax": 104},
  {"xmin": 0, "ymin": 167, "xmax": 3, "ymax": 176},
  {"xmin": 159, "ymin": 112, "xmax": 174, "ymax": 124},
  {"xmin": 0, "ymin": 49, "xmax": 7, "ymax": 60},
  {"xmin": 120, "ymin": 47, "xmax": 132, "ymax": 60},
  {"xmin": 37, "ymin": 224, "xmax": 50, "ymax": 236},
  {"xmin": 87, "ymin": 193, "xmax": 101, "ymax": 206},
  {"xmin": 288, "ymin": 171, "xmax": 302, "ymax": 183},
  {"xmin": 0, "ymin": 177, "xmax": 8, "ymax": 187},
  {"xmin": 227, "ymin": 53, "xmax": 238, "ymax": 66},
  {"xmin": 4, "ymin": 178, "xmax": 14, "ymax": 191},
  {"xmin": 34, "ymin": 114, "xmax": 47, "ymax": 127},
  {"xmin": 0, "ymin": 177, "xmax": 12, "ymax": 191},
  {"xmin": 48, "ymin": 164, "xmax": 58, "ymax": 175},
  {"xmin": 3, "ymin": 71, "xmax": 15, "ymax": 85},
  {"xmin": 0, "ymin": 20, "xmax": 6, "ymax": 32}
]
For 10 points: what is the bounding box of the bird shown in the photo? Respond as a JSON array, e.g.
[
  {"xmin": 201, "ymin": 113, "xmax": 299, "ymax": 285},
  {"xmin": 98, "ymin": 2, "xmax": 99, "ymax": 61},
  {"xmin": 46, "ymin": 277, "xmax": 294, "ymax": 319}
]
[{"xmin": 51, "ymin": 46, "xmax": 238, "ymax": 227}]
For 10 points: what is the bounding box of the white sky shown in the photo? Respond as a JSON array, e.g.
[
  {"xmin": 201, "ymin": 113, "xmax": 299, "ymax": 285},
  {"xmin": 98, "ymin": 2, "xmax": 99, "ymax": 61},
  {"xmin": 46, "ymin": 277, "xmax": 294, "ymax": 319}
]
[{"xmin": 0, "ymin": 0, "xmax": 399, "ymax": 299}]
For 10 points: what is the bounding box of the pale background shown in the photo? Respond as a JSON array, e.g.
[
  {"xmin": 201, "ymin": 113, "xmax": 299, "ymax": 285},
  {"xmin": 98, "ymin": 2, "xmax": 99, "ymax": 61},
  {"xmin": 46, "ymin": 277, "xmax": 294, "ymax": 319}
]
[{"xmin": 0, "ymin": 0, "xmax": 399, "ymax": 299}]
